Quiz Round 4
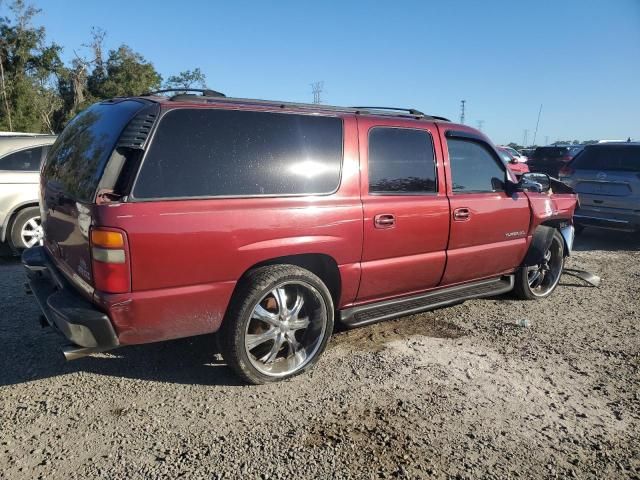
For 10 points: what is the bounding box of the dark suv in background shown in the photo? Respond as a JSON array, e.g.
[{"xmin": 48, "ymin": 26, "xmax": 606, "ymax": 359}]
[
  {"xmin": 529, "ymin": 145, "xmax": 583, "ymax": 177},
  {"xmin": 559, "ymin": 142, "xmax": 639, "ymax": 232}
]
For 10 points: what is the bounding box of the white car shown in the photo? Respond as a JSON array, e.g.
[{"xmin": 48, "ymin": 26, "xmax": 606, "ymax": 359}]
[
  {"xmin": 499, "ymin": 146, "xmax": 528, "ymax": 163},
  {"xmin": 0, "ymin": 134, "xmax": 57, "ymax": 251}
]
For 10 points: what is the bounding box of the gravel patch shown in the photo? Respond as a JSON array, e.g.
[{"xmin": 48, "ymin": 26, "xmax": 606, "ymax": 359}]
[{"xmin": 1, "ymin": 229, "xmax": 639, "ymax": 479}]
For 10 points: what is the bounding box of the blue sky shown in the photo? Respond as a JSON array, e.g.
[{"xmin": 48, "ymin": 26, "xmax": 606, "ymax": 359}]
[{"xmin": 16, "ymin": 0, "xmax": 640, "ymax": 144}]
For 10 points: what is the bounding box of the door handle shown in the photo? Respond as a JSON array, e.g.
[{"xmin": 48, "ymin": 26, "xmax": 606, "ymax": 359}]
[
  {"xmin": 453, "ymin": 207, "xmax": 471, "ymax": 221},
  {"xmin": 374, "ymin": 213, "xmax": 396, "ymax": 229}
]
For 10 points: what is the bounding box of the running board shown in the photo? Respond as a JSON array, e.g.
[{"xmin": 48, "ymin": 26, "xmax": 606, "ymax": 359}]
[{"xmin": 340, "ymin": 275, "xmax": 515, "ymax": 328}]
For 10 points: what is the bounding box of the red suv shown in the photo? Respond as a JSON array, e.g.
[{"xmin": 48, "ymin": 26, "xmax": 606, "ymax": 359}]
[{"xmin": 23, "ymin": 91, "xmax": 578, "ymax": 384}]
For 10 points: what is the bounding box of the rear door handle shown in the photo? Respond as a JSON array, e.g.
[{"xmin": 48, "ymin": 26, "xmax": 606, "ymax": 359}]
[
  {"xmin": 453, "ymin": 207, "xmax": 471, "ymax": 221},
  {"xmin": 374, "ymin": 213, "xmax": 396, "ymax": 229}
]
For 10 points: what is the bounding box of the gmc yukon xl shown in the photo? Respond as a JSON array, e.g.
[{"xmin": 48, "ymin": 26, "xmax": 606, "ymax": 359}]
[{"xmin": 23, "ymin": 90, "xmax": 577, "ymax": 384}]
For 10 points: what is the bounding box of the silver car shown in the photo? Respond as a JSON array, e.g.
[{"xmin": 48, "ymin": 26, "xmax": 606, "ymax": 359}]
[
  {"xmin": 559, "ymin": 142, "xmax": 639, "ymax": 232},
  {"xmin": 0, "ymin": 134, "xmax": 57, "ymax": 251}
]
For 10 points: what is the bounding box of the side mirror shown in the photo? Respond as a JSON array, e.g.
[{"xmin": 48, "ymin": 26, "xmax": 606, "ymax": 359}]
[{"xmin": 518, "ymin": 172, "xmax": 551, "ymax": 193}]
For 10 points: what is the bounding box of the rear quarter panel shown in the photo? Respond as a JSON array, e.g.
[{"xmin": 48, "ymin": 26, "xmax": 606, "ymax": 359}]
[{"xmin": 94, "ymin": 115, "xmax": 363, "ymax": 345}]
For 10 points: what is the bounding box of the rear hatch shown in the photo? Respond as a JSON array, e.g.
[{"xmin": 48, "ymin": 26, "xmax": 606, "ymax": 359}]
[
  {"xmin": 40, "ymin": 99, "xmax": 156, "ymax": 294},
  {"xmin": 529, "ymin": 146, "xmax": 569, "ymax": 176},
  {"xmin": 570, "ymin": 144, "xmax": 640, "ymax": 210}
]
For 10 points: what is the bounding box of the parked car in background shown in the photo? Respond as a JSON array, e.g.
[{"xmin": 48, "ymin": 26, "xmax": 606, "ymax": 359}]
[
  {"xmin": 0, "ymin": 134, "xmax": 56, "ymax": 251},
  {"xmin": 499, "ymin": 146, "xmax": 528, "ymax": 163},
  {"xmin": 559, "ymin": 142, "xmax": 639, "ymax": 233},
  {"xmin": 23, "ymin": 92, "xmax": 577, "ymax": 384},
  {"xmin": 497, "ymin": 147, "xmax": 529, "ymax": 177},
  {"xmin": 528, "ymin": 145, "xmax": 582, "ymax": 177}
]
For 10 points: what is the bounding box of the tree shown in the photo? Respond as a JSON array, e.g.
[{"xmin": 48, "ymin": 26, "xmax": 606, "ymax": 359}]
[
  {"xmin": 0, "ymin": 0, "xmax": 63, "ymax": 132},
  {"xmin": 87, "ymin": 45, "xmax": 161, "ymax": 98},
  {"xmin": 164, "ymin": 68, "xmax": 207, "ymax": 91}
]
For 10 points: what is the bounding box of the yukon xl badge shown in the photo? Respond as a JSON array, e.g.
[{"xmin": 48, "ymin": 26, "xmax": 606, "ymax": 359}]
[{"xmin": 505, "ymin": 230, "xmax": 526, "ymax": 238}]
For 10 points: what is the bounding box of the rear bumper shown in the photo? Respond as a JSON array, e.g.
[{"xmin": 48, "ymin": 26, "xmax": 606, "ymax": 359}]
[
  {"xmin": 574, "ymin": 207, "xmax": 640, "ymax": 232},
  {"xmin": 22, "ymin": 246, "xmax": 119, "ymax": 350}
]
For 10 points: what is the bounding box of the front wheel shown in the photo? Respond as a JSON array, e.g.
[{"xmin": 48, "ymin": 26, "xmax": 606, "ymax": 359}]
[
  {"xmin": 220, "ymin": 265, "xmax": 334, "ymax": 384},
  {"xmin": 514, "ymin": 229, "xmax": 565, "ymax": 300}
]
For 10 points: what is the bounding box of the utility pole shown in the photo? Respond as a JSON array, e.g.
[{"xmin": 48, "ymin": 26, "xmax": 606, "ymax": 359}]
[
  {"xmin": 523, "ymin": 129, "xmax": 529, "ymax": 147},
  {"xmin": 532, "ymin": 104, "xmax": 542, "ymax": 146},
  {"xmin": 460, "ymin": 100, "xmax": 466, "ymax": 124},
  {"xmin": 311, "ymin": 81, "xmax": 324, "ymax": 104},
  {"xmin": 476, "ymin": 120, "xmax": 484, "ymax": 131}
]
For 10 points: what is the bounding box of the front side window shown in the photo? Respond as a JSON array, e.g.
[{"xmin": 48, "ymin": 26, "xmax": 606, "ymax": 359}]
[
  {"xmin": 448, "ymin": 138, "xmax": 505, "ymax": 193},
  {"xmin": 0, "ymin": 146, "xmax": 44, "ymax": 171},
  {"xmin": 368, "ymin": 127, "xmax": 437, "ymax": 194},
  {"xmin": 133, "ymin": 109, "xmax": 343, "ymax": 199}
]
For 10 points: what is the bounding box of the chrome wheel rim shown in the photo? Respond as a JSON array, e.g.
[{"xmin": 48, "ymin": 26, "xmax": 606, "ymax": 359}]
[
  {"xmin": 20, "ymin": 216, "xmax": 43, "ymax": 248},
  {"xmin": 244, "ymin": 281, "xmax": 327, "ymax": 377},
  {"xmin": 527, "ymin": 236, "xmax": 563, "ymax": 297}
]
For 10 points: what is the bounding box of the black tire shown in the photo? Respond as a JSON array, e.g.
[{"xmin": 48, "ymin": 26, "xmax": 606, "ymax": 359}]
[
  {"xmin": 514, "ymin": 229, "xmax": 565, "ymax": 300},
  {"xmin": 220, "ymin": 264, "xmax": 334, "ymax": 384},
  {"xmin": 9, "ymin": 207, "xmax": 42, "ymax": 252}
]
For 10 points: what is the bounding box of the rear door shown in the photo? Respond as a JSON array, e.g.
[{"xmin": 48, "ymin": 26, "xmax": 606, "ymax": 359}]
[
  {"xmin": 40, "ymin": 99, "xmax": 151, "ymax": 291},
  {"xmin": 356, "ymin": 117, "xmax": 449, "ymax": 303},
  {"xmin": 441, "ymin": 130, "xmax": 531, "ymax": 285}
]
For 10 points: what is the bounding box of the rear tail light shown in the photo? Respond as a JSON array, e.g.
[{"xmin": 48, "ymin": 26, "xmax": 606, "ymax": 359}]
[
  {"xmin": 90, "ymin": 227, "xmax": 131, "ymax": 293},
  {"xmin": 558, "ymin": 166, "xmax": 574, "ymax": 177},
  {"xmin": 561, "ymin": 155, "xmax": 573, "ymax": 162}
]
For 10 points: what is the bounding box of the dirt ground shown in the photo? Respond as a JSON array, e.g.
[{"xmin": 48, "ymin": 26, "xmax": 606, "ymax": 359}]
[{"xmin": 0, "ymin": 230, "xmax": 638, "ymax": 479}]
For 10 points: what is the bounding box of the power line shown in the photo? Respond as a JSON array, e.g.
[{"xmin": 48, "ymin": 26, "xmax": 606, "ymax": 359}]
[
  {"xmin": 523, "ymin": 129, "xmax": 529, "ymax": 146},
  {"xmin": 532, "ymin": 104, "xmax": 542, "ymax": 146},
  {"xmin": 311, "ymin": 81, "xmax": 324, "ymax": 104},
  {"xmin": 460, "ymin": 100, "xmax": 466, "ymax": 124}
]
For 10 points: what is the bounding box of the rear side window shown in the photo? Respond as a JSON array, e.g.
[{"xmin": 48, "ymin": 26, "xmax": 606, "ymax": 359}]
[
  {"xmin": 133, "ymin": 109, "xmax": 343, "ymax": 199},
  {"xmin": 368, "ymin": 127, "xmax": 436, "ymax": 194},
  {"xmin": 573, "ymin": 145, "xmax": 640, "ymax": 172},
  {"xmin": 448, "ymin": 138, "xmax": 505, "ymax": 193},
  {"xmin": 43, "ymin": 100, "xmax": 146, "ymax": 201},
  {"xmin": 0, "ymin": 146, "xmax": 44, "ymax": 171}
]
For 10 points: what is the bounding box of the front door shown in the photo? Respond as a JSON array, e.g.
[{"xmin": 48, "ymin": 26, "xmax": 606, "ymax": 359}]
[
  {"xmin": 441, "ymin": 131, "xmax": 531, "ymax": 285},
  {"xmin": 356, "ymin": 118, "xmax": 450, "ymax": 303}
]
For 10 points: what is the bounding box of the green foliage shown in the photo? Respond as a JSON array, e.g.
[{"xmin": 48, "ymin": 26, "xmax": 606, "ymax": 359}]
[
  {"xmin": 164, "ymin": 68, "xmax": 207, "ymax": 91},
  {"xmin": 0, "ymin": 0, "xmax": 63, "ymax": 132},
  {"xmin": 88, "ymin": 45, "xmax": 161, "ymax": 98},
  {"xmin": 0, "ymin": 1, "xmax": 204, "ymax": 133}
]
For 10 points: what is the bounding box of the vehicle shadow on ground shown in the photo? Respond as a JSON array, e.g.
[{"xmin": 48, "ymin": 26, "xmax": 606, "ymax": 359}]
[
  {"xmin": 0, "ymin": 325, "xmax": 247, "ymax": 387},
  {"xmin": 573, "ymin": 228, "xmax": 639, "ymax": 252}
]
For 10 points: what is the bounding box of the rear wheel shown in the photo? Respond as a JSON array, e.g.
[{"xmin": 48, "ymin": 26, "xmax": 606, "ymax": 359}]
[
  {"xmin": 9, "ymin": 207, "xmax": 43, "ymax": 251},
  {"xmin": 514, "ymin": 230, "xmax": 564, "ymax": 300},
  {"xmin": 220, "ymin": 265, "xmax": 334, "ymax": 384}
]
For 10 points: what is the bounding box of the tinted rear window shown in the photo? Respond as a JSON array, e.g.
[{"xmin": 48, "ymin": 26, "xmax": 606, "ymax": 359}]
[
  {"xmin": 533, "ymin": 147, "xmax": 568, "ymax": 158},
  {"xmin": 133, "ymin": 109, "xmax": 343, "ymax": 199},
  {"xmin": 43, "ymin": 100, "xmax": 145, "ymax": 201},
  {"xmin": 573, "ymin": 145, "xmax": 640, "ymax": 172}
]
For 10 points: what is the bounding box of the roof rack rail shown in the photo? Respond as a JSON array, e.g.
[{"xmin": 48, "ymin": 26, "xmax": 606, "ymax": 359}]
[
  {"xmin": 144, "ymin": 88, "xmax": 226, "ymax": 98},
  {"xmin": 351, "ymin": 106, "xmax": 425, "ymax": 116}
]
